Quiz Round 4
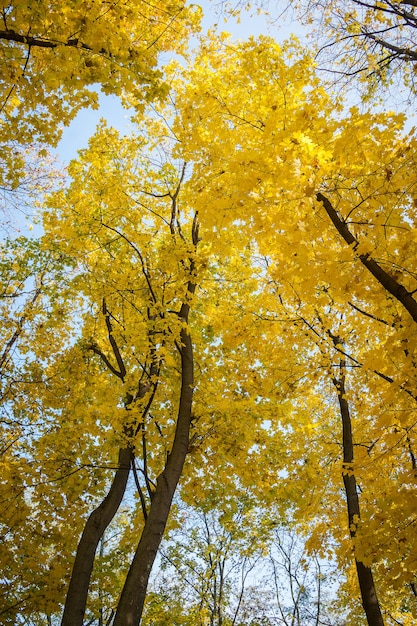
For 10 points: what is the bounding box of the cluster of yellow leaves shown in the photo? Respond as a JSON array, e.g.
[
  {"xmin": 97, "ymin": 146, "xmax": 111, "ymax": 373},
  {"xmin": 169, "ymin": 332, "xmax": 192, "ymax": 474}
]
[
  {"xmin": 0, "ymin": 0, "xmax": 201, "ymax": 187},
  {"xmin": 3, "ymin": 25, "xmax": 417, "ymax": 624}
]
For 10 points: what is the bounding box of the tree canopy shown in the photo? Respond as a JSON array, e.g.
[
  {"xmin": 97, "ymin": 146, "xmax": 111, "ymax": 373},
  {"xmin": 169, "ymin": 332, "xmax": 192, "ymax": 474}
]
[
  {"xmin": 1, "ymin": 2, "xmax": 417, "ymax": 626},
  {"xmin": 0, "ymin": 0, "xmax": 200, "ymax": 187}
]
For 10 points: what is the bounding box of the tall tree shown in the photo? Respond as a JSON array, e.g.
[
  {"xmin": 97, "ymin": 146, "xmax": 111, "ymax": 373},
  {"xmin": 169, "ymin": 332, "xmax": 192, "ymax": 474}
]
[
  {"xmin": 1, "ymin": 108, "xmax": 286, "ymax": 622},
  {"xmin": 44, "ymin": 129, "xmax": 200, "ymax": 626},
  {"xmin": 172, "ymin": 33, "xmax": 417, "ymax": 624}
]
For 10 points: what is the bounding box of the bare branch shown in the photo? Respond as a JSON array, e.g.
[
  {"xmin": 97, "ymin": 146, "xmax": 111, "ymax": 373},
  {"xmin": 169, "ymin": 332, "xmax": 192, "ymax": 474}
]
[
  {"xmin": 365, "ymin": 32, "xmax": 417, "ymax": 61},
  {"xmin": 89, "ymin": 341, "xmax": 123, "ymax": 379},
  {"xmin": 102, "ymin": 298, "xmax": 126, "ymax": 380},
  {"xmin": 131, "ymin": 458, "xmax": 148, "ymax": 521},
  {"xmin": 347, "ymin": 301, "xmax": 390, "ymax": 325}
]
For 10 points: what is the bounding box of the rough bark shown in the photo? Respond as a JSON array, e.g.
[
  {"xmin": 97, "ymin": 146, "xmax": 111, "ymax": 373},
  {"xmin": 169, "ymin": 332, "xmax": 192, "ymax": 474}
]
[
  {"xmin": 333, "ymin": 362, "xmax": 385, "ymax": 626},
  {"xmin": 61, "ymin": 446, "xmax": 132, "ymax": 626}
]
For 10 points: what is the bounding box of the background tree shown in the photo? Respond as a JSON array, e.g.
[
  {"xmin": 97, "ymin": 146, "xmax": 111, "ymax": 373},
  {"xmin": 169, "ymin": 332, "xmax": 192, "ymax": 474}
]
[
  {"xmin": 172, "ymin": 33, "xmax": 417, "ymax": 624},
  {"xmin": 154, "ymin": 499, "xmax": 265, "ymax": 626},
  {"xmin": 267, "ymin": 0, "xmax": 417, "ymax": 98},
  {"xmin": 143, "ymin": 499, "xmax": 340, "ymax": 626},
  {"xmin": 326, "ymin": 0, "xmax": 415, "ymax": 92}
]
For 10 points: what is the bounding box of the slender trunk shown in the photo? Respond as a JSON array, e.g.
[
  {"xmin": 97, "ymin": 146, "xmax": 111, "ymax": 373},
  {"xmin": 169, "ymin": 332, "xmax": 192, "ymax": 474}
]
[
  {"xmin": 315, "ymin": 557, "xmax": 321, "ymax": 626},
  {"xmin": 113, "ymin": 321, "xmax": 194, "ymax": 626},
  {"xmin": 61, "ymin": 447, "xmax": 132, "ymax": 626},
  {"xmin": 98, "ymin": 533, "xmax": 105, "ymax": 626},
  {"xmin": 218, "ymin": 559, "xmax": 225, "ymax": 626},
  {"xmin": 333, "ymin": 362, "xmax": 385, "ymax": 626}
]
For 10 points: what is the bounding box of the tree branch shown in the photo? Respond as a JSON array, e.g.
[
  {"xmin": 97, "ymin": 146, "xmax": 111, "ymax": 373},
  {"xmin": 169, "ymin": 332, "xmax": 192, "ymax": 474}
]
[
  {"xmin": 89, "ymin": 342, "xmax": 123, "ymax": 379},
  {"xmin": 0, "ymin": 286, "xmax": 41, "ymax": 370},
  {"xmin": 348, "ymin": 301, "xmax": 390, "ymax": 325},
  {"xmin": 0, "ymin": 28, "xmax": 101, "ymax": 52},
  {"xmin": 102, "ymin": 298, "xmax": 126, "ymax": 380},
  {"xmin": 99, "ymin": 222, "xmax": 158, "ymax": 305},
  {"xmin": 131, "ymin": 458, "xmax": 148, "ymax": 521},
  {"xmin": 317, "ymin": 192, "xmax": 417, "ymax": 323},
  {"xmin": 365, "ymin": 32, "xmax": 417, "ymax": 61}
]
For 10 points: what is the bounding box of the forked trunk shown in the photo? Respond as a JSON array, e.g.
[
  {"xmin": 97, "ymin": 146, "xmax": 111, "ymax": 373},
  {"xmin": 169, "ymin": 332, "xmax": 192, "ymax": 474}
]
[{"xmin": 113, "ymin": 322, "xmax": 194, "ymax": 625}]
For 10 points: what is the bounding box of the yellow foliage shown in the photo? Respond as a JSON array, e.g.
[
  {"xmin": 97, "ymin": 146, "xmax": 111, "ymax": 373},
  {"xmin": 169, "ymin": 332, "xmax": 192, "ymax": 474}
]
[
  {"xmin": 0, "ymin": 0, "xmax": 201, "ymax": 187},
  {"xmin": 2, "ymin": 25, "xmax": 417, "ymax": 625}
]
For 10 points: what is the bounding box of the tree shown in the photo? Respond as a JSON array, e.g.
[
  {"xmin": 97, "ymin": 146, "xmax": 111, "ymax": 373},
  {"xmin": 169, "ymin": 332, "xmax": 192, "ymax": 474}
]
[
  {"xmin": 144, "ymin": 499, "xmax": 340, "ymax": 626},
  {"xmin": 1, "ymin": 103, "xmax": 287, "ymax": 623},
  {"xmin": 268, "ymin": 526, "xmax": 342, "ymax": 626},
  {"xmin": 172, "ymin": 33, "xmax": 417, "ymax": 624},
  {"xmin": 43, "ymin": 128, "xmax": 199, "ymax": 626},
  {"xmin": 151, "ymin": 499, "xmax": 267, "ymax": 626}
]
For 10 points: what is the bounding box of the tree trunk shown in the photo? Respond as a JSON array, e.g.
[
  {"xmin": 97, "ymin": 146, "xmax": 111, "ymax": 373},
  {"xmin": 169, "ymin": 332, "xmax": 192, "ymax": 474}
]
[
  {"xmin": 333, "ymin": 362, "xmax": 385, "ymax": 626},
  {"xmin": 61, "ymin": 447, "xmax": 132, "ymax": 626},
  {"xmin": 113, "ymin": 319, "xmax": 194, "ymax": 625}
]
